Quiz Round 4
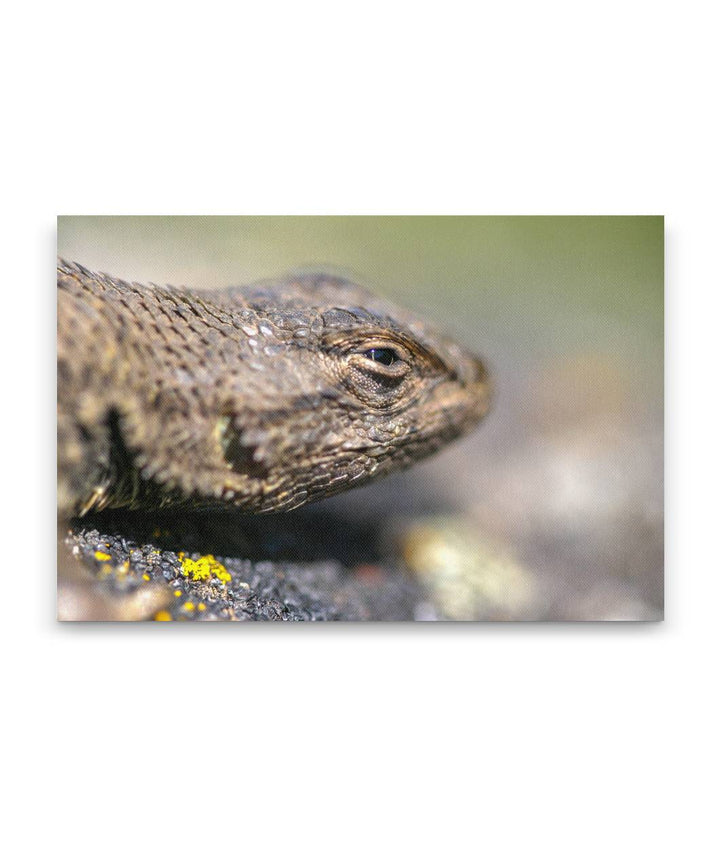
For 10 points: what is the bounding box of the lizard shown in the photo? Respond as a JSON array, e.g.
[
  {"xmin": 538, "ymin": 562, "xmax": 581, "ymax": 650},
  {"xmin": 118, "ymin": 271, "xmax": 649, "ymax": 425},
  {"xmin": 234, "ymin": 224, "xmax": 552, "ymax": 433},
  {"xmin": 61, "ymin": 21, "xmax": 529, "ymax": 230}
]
[{"xmin": 57, "ymin": 259, "xmax": 492, "ymax": 521}]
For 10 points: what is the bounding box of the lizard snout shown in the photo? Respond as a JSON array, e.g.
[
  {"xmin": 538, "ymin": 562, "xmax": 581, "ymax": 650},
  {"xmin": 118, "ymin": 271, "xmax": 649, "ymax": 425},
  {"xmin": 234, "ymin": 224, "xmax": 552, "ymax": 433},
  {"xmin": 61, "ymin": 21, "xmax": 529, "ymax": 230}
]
[
  {"xmin": 455, "ymin": 352, "xmax": 492, "ymax": 424},
  {"xmin": 456, "ymin": 352, "xmax": 490, "ymax": 389}
]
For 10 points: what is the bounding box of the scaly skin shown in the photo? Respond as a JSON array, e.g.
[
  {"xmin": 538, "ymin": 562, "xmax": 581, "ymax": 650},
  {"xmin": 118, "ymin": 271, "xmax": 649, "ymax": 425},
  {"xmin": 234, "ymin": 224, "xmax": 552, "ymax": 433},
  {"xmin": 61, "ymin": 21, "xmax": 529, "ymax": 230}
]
[{"xmin": 57, "ymin": 260, "xmax": 491, "ymax": 518}]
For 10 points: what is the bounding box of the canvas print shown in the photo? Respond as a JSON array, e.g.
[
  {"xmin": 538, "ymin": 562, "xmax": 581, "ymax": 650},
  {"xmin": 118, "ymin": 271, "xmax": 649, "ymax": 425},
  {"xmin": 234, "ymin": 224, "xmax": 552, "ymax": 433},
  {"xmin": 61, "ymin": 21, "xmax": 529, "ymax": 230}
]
[{"xmin": 57, "ymin": 216, "xmax": 663, "ymax": 621}]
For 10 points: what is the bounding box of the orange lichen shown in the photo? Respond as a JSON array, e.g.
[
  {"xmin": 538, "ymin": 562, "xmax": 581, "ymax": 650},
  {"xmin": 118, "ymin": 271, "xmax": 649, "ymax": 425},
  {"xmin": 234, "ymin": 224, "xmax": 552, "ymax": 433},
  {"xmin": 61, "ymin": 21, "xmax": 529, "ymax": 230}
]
[{"xmin": 154, "ymin": 610, "xmax": 172, "ymax": 621}]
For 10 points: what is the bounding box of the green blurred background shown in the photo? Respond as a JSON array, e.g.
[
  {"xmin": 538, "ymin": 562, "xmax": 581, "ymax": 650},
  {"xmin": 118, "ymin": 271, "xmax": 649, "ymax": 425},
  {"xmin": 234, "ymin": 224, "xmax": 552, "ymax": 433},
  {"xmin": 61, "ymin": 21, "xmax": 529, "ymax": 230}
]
[
  {"xmin": 58, "ymin": 216, "xmax": 663, "ymax": 619},
  {"xmin": 58, "ymin": 215, "xmax": 662, "ymax": 323}
]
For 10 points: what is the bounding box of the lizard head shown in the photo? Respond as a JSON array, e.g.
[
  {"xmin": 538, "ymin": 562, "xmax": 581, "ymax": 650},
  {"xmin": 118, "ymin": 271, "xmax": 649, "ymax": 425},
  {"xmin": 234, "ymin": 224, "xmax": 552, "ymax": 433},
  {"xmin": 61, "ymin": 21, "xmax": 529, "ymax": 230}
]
[
  {"xmin": 58, "ymin": 263, "xmax": 490, "ymax": 516},
  {"xmin": 214, "ymin": 275, "xmax": 491, "ymax": 512}
]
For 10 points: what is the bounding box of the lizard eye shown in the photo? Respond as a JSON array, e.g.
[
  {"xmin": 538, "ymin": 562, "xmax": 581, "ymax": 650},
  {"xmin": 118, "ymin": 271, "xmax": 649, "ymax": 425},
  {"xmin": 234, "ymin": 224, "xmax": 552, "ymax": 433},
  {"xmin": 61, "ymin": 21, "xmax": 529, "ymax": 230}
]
[{"xmin": 362, "ymin": 347, "xmax": 398, "ymax": 366}]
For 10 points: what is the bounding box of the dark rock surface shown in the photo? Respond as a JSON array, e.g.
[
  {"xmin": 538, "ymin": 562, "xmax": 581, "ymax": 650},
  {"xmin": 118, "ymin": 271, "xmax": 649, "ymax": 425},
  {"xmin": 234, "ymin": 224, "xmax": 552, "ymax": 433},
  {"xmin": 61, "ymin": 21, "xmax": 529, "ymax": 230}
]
[{"xmin": 60, "ymin": 507, "xmax": 426, "ymax": 621}]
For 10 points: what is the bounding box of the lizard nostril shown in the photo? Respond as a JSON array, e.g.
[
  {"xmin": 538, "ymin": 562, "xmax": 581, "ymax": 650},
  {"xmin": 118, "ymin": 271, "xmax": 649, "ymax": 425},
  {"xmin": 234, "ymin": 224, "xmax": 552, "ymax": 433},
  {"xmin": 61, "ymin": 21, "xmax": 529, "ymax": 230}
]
[
  {"xmin": 472, "ymin": 356, "xmax": 489, "ymax": 386},
  {"xmin": 457, "ymin": 355, "xmax": 489, "ymax": 388}
]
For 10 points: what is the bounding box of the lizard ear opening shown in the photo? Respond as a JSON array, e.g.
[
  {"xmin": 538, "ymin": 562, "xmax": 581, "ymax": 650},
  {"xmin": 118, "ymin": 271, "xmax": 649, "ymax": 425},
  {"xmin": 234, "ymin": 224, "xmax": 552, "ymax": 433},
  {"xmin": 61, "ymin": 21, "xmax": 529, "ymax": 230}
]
[{"xmin": 216, "ymin": 415, "xmax": 270, "ymax": 479}]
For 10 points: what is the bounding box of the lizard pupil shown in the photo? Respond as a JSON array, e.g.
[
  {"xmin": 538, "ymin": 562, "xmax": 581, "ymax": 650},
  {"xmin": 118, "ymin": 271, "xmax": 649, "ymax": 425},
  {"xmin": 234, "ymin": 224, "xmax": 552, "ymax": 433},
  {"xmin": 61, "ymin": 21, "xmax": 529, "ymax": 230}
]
[{"xmin": 364, "ymin": 347, "xmax": 397, "ymax": 366}]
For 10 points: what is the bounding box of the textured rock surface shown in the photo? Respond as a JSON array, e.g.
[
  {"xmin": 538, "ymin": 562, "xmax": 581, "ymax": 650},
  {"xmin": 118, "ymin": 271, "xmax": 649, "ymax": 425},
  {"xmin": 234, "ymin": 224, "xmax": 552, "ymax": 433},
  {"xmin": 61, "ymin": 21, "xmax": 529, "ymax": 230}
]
[{"xmin": 60, "ymin": 508, "xmax": 427, "ymax": 621}]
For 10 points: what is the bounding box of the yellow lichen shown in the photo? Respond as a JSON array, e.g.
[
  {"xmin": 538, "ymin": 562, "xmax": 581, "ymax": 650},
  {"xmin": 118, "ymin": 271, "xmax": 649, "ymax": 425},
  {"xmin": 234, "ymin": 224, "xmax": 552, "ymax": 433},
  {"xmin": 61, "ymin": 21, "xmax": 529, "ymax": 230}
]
[
  {"xmin": 154, "ymin": 610, "xmax": 172, "ymax": 621},
  {"xmin": 182, "ymin": 601, "xmax": 195, "ymax": 612},
  {"xmin": 174, "ymin": 590, "xmax": 182, "ymax": 597},
  {"xmin": 179, "ymin": 554, "xmax": 231, "ymax": 585},
  {"xmin": 197, "ymin": 603, "xmax": 206, "ymax": 612},
  {"xmin": 142, "ymin": 573, "xmax": 150, "ymax": 581},
  {"xmin": 94, "ymin": 551, "xmax": 111, "ymax": 561}
]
